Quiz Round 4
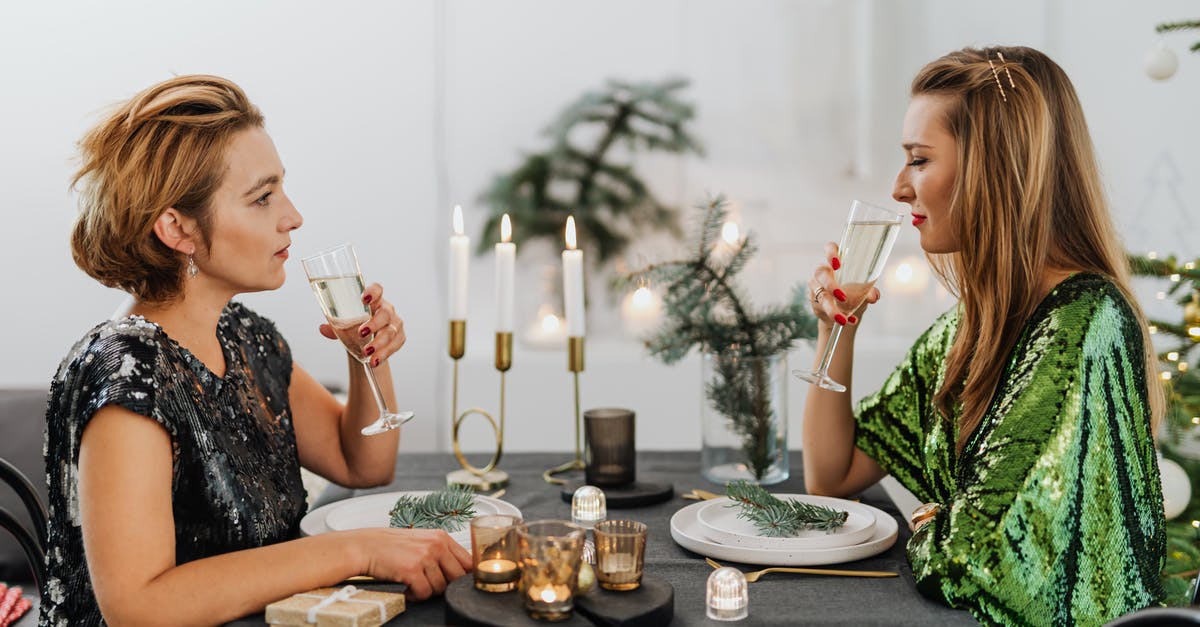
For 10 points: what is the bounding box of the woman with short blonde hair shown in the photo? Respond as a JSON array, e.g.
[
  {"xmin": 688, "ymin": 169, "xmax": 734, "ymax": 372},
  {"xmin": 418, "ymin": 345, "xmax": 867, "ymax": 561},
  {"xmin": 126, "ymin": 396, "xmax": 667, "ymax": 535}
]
[{"xmin": 44, "ymin": 75, "xmax": 470, "ymax": 626}]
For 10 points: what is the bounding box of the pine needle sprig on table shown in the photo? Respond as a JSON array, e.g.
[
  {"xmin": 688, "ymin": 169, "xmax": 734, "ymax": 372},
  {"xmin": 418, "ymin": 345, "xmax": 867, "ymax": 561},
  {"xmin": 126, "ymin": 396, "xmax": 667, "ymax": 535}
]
[
  {"xmin": 725, "ymin": 481, "xmax": 848, "ymax": 537},
  {"xmin": 388, "ymin": 486, "xmax": 477, "ymax": 533}
]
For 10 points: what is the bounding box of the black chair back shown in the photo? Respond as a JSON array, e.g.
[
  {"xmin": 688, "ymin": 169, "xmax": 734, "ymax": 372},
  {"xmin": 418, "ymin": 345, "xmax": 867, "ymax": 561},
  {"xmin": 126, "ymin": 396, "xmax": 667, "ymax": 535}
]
[{"xmin": 0, "ymin": 457, "xmax": 47, "ymax": 593}]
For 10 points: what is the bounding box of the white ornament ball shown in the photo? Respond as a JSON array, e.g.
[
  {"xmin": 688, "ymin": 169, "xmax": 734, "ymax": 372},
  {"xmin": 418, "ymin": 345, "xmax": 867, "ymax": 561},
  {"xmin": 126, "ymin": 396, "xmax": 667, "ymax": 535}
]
[
  {"xmin": 1145, "ymin": 42, "xmax": 1179, "ymax": 81},
  {"xmin": 1160, "ymin": 455, "xmax": 1191, "ymax": 520}
]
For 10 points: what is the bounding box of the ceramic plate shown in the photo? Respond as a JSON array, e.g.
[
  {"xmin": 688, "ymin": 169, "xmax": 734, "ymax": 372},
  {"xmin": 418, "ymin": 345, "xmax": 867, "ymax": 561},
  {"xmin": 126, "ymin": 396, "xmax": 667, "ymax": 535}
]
[
  {"xmin": 300, "ymin": 491, "xmax": 522, "ymax": 548},
  {"xmin": 695, "ymin": 495, "xmax": 876, "ymax": 550},
  {"xmin": 671, "ymin": 499, "xmax": 897, "ymax": 566}
]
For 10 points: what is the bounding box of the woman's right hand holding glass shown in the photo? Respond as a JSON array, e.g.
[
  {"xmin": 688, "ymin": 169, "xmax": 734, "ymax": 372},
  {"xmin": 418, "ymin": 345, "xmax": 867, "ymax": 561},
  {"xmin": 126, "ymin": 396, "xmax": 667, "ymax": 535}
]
[
  {"xmin": 808, "ymin": 241, "xmax": 880, "ymax": 328},
  {"xmin": 350, "ymin": 528, "xmax": 473, "ymax": 600}
]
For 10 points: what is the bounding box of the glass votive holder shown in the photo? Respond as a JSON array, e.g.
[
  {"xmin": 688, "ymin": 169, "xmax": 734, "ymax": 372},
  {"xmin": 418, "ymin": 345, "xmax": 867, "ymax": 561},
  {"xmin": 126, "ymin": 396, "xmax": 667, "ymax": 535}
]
[
  {"xmin": 593, "ymin": 519, "xmax": 648, "ymax": 591},
  {"xmin": 517, "ymin": 520, "xmax": 586, "ymax": 621},
  {"xmin": 471, "ymin": 514, "xmax": 523, "ymax": 592},
  {"xmin": 707, "ymin": 567, "xmax": 749, "ymax": 621},
  {"xmin": 583, "ymin": 408, "xmax": 636, "ymax": 487}
]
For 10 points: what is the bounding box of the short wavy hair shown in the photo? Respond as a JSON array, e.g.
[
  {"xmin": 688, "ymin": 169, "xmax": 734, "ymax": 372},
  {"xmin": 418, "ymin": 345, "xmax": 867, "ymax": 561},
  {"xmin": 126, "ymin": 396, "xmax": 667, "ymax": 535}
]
[{"xmin": 71, "ymin": 75, "xmax": 263, "ymax": 302}]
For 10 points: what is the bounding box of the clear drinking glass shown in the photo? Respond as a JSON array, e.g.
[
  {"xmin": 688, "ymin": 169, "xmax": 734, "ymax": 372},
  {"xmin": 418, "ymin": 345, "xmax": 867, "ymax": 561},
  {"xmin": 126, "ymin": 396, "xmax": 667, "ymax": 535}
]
[
  {"xmin": 793, "ymin": 200, "xmax": 904, "ymax": 392},
  {"xmin": 302, "ymin": 243, "xmax": 414, "ymax": 435}
]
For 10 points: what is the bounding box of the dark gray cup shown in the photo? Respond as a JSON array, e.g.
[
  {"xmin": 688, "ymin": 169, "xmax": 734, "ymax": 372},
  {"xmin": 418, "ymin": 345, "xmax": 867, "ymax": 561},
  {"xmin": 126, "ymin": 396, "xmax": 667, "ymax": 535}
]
[{"xmin": 584, "ymin": 408, "xmax": 636, "ymax": 487}]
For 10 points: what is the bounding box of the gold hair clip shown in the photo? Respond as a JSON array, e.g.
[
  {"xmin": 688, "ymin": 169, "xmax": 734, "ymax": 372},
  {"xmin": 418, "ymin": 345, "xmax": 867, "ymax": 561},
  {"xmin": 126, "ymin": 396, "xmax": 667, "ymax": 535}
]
[{"xmin": 988, "ymin": 52, "xmax": 1016, "ymax": 102}]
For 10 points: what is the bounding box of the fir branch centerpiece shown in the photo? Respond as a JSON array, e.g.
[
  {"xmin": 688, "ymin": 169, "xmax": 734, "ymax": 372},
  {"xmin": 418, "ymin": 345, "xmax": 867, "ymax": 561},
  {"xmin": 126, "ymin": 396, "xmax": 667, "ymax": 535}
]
[
  {"xmin": 627, "ymin": 195, "xmax": 817, "ymax": 482},
  {"xmin": 388, "ymin": 486, "xmax": 477, "ymax": 533},
  {"xmin": 725, "ymin": 481, "xmax": 847, "ymax": 536}
]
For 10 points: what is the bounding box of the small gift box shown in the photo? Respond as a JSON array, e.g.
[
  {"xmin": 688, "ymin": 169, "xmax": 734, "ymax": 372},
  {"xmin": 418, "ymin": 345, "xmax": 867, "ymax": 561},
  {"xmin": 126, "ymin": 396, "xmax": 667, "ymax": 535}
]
[{"xmin": 266, "ymin": 585, "xmax": 405, "ymax": 627}]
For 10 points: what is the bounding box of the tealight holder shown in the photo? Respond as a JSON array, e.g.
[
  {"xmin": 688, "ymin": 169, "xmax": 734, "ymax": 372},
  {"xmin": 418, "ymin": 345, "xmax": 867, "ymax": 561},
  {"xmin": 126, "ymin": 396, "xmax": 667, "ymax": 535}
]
[
  {"xmin": 583, "ymin": 408, "xmax": 637, "ymax": 486},
  {"xmin": 517, "ymin": 520, "xmax": 586, "ymax": 621},
  {"xmin": 447, "ymin": 321, "xmax": 511, "ymax": 491},
  {"xmin": 593, "ymin": 520, "xmax": 647, "ymax": 591},
  {"xmin": 471, "ymin": 514, "xmax": 522, "ymax": 593},
  {"xmin": 706, "ymin": 567, "xmax": 749, "ymax": 621}
]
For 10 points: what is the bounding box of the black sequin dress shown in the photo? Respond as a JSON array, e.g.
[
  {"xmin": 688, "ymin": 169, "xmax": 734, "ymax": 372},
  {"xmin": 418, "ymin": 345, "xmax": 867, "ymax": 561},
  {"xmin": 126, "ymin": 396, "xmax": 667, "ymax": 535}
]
[{"xmin": 40, "ymin": 303, "xmax": 308, "ymax": 626}]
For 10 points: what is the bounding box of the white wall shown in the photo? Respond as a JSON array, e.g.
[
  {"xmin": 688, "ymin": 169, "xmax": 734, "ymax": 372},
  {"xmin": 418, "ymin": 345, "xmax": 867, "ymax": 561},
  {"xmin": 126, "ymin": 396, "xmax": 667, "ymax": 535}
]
[{"xmin": 2, "ymin": 0, "xmax": 1197, "ymax": 455}]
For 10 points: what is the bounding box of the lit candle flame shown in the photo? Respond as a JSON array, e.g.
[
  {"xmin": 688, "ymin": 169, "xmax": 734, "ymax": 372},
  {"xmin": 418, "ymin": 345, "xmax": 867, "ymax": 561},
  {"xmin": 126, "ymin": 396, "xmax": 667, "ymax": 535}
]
[
  {"xmin": 721, "ymin": 221, "xmax": 739, "ymax": 245},
  {"xmin": 542, "ymin": 313, "xmax": 561, "ymax": 332},
  {"xmin": 453, "ymin": 204, "xmax": 464, "ymax": 235},
  {"xmin": 565, "ymin": 216, "xmax": 577, "ymax": 250},
  {"xmin": 501, "ymin": 213, "xmax": 512, "ymax": 243},
  {"xmin": 632, "ymin": 286, "xmax": 653, "ymax": 309},
  {"xmin": 541, "ymin": 587, "xmax": 559, "ymax": 602}
]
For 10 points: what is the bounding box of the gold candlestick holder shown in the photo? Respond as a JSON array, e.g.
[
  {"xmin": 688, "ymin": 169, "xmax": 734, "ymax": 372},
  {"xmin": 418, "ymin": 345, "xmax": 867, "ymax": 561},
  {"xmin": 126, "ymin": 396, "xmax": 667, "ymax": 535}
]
[
  {"xmin": 543, "ymin": 336, "xmax": 585, "ymax": 484},
  {"xmin": 447, "ymin": 320, "xmax": 511, "ymax": 491}
]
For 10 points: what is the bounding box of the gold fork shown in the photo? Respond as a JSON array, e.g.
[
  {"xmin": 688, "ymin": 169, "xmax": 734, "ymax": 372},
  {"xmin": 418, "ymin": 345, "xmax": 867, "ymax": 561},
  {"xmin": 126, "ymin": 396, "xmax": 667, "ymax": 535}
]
[{"xmin": 704, "ymin": 557, "xmax": 897, "ymax": 581}]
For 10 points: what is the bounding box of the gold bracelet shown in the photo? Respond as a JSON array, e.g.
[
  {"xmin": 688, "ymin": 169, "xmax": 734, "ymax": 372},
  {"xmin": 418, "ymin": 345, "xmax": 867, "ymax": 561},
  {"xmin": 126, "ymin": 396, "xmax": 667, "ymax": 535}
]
[{"xmin": 910, "ymin": 502, "xmax": 941, "ymax": 532}]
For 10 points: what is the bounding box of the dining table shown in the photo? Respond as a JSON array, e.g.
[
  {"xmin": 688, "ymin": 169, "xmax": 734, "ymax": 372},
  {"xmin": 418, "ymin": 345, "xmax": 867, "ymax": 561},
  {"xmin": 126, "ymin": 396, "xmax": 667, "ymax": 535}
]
[{"xmin": 230, "ymin": 450, "xmax": 977, "ymax": 626}]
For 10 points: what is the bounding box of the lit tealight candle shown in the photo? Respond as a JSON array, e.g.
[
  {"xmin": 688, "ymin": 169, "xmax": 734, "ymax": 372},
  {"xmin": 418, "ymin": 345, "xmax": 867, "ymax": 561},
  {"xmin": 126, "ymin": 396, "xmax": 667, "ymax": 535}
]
[
  {"xmin": 475, "ymin": 558, "xmax": 519, "ymax": 584},
  {"xmin": 707, "ymin": 567, "xmax": 749, "ymax": 621},
  {"xmin": 571, "ymin": 485, "xmax": 607, "ymax": 529},
  {"xmin": 529, "ymin": 583, "xmax": 571, "ymax": 604}
]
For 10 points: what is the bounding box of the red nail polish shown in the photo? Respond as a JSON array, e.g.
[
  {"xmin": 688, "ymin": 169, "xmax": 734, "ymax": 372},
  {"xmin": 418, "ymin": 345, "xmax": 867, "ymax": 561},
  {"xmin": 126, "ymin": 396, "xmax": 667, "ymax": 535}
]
[
  {"xmin": 364, "ymin": 346, "xmax": 375, "ymax": 356},
  {"xmin": 834, "ymin": 313, "xmax": 848, "ymax": 325},
  {"xmin": 371, "ymin": 358, "xmax": 379, "ymax": 367},
  {"xmin": 848, "ymin": 315, "xmax": 858, "ymax": 324},
  {"xmin": 831, "ymin": 257, "xmax": 841, "ymax": 270},
  {"xmin": 833, "ymin": 289, "xmax": 847, "ymax": 302},
  {"xmin": 362, "ymin": 294, "xmax": 373, "ymax": 304},
  {"xmin": 359, "ymin": 327, "xmax": 371, "ymax": 337}
]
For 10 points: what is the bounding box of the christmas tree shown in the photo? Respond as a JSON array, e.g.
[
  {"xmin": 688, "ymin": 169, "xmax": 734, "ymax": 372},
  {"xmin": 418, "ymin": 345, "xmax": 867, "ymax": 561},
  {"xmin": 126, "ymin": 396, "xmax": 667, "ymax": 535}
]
[
  {"xmin": 1129, "ymin": 252, "xmax": 1200, "ymax": 605},
  {"xmin": 1157, "ymin": 19, "xmax": 1200, "ymax": 53}
]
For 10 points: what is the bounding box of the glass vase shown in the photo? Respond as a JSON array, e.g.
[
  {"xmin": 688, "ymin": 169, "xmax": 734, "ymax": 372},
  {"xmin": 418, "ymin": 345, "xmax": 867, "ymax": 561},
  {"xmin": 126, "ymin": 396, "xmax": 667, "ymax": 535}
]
[{"xmin": 700, "ymin": 351, "xmax": 788, "ymax": 485}]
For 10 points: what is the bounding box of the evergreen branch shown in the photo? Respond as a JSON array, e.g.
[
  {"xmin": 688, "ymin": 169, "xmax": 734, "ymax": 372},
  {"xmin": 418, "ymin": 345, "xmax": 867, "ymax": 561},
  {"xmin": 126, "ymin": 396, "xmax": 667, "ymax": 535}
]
[
  {"xmin": 1157, "ymin": 20, "xmax": 1200, "ymax": 34},
  {"xmin": 724, "ymin": 481, "xmax": 848, "ymax": 536},
  {"xmin": 477, "ymin": 77, "xmax": 701, "ymax": 266},
  {"xmin": 388, "ymin": 486, "xmax": 477, "ymax": 533},
  {"xmin": 627, "ymin": 194, "xmax": 818, "ymax": 478}
]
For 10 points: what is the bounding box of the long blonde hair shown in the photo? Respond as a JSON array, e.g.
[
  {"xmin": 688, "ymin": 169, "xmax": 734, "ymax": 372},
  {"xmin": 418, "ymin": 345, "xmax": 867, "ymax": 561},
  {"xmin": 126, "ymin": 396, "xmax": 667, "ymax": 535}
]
[{"xmin": 912, "ymin": 46, "xmax": 1163, "ymax": 451}]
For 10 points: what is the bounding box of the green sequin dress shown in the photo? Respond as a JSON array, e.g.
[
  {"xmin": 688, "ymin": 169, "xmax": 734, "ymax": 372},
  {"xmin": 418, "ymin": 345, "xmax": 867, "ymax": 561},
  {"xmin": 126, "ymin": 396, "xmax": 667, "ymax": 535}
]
[{"xmin": 855, "ymin": 273, "xmax": 1166, "ymax": 626}]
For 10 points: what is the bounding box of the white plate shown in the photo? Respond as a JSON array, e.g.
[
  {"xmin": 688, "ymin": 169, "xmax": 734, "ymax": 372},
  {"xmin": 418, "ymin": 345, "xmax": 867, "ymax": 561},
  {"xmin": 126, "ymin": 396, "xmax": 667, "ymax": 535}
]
[
  {"xmin": 696, "ymin": 495, "xmax": 877, "ymax": 551},
  {"xmin": 300, "ymin": 491, "xmax": 522, "ymax": 548},
  {"xmin": 671, "ymin": 499, "xmax": 897, "ymax": 566}
]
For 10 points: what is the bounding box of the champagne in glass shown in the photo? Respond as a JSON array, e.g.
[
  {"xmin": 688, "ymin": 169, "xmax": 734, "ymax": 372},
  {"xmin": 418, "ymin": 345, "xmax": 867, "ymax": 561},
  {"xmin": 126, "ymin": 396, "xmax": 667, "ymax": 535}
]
[
  {"xmin": 793, "ymin": 200, "xmax": 904, "ymax": 392},
  {"xmin": 302, "ymin": 243, "xmax": 415, "ymax": 435}
]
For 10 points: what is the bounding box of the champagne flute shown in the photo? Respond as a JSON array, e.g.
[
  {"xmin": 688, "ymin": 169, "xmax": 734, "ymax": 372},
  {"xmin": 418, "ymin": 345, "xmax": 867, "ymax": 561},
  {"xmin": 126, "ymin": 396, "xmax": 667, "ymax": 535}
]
[
  {"xmin": 302, "ymin": 243, "xmax": 415, "ymax": 435},
  {"xmin": 794, "ymin": 200, "xmax": 905, "ymax": 392}
]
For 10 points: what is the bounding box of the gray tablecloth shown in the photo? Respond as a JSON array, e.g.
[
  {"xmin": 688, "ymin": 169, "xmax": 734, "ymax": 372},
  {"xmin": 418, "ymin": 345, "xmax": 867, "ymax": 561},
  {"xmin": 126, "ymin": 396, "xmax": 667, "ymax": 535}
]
[{"xmin": 233, "ymin": 451, "xmax": 976, "ymax": 626}]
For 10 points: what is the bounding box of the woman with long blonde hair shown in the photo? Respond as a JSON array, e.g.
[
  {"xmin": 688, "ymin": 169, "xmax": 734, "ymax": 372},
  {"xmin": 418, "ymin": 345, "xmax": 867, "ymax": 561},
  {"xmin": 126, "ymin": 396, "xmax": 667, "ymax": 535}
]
[{"xmin": 802, "ymin": 46, "xmax": 1165, "ymax": 625}]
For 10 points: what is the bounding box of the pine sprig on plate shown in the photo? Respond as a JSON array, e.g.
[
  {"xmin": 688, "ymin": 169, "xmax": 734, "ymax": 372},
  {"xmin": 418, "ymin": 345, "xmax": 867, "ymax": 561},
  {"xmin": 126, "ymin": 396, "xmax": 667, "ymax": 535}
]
[
  {"xmin": 388, "ymin": 486, "xmax": 477, "ymax": 533},
  {"xmin": 725, "ymin": 481, "xmax": 848, "ymax": 537}
]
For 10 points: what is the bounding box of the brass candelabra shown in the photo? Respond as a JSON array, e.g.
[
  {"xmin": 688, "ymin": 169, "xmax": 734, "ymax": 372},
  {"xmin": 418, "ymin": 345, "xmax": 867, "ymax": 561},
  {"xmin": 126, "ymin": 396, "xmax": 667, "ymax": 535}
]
[
  {"xmin": 543, "ymin": 336, "xmax": 585, "ymax": 484},
  {"xmin": 447, "ymin": 320, "xmax": 511, "ymax": 491}
]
